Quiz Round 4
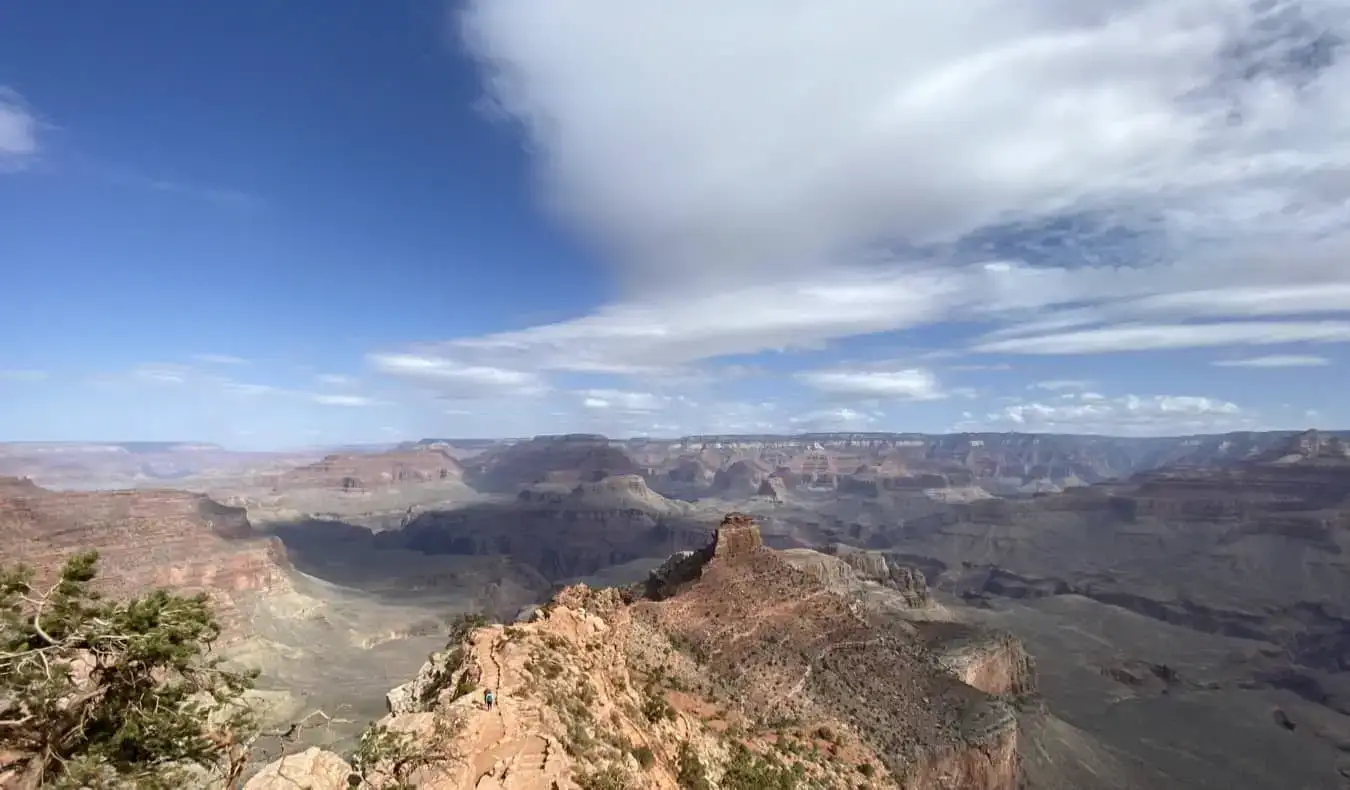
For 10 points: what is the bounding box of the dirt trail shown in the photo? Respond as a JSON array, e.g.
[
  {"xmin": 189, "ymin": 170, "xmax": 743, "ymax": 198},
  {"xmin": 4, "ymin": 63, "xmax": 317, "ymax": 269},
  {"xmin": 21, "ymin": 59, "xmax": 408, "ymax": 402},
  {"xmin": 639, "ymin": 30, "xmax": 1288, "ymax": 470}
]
[{"xmin": 440, "ymin": 625, "xmax": 567, "ymax": 790}]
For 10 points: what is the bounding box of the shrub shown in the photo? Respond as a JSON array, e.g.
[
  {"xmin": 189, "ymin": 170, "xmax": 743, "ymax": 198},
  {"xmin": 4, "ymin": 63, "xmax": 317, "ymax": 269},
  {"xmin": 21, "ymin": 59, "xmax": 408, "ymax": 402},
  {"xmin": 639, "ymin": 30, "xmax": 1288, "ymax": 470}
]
[
  {"xmin": 675, "ymin": 741, "xmax": 711, "ymax": 790},
  {"xmin": 721, "ymin": 741, "xmax": 799, "ymax": 790},
  {"xmin": 0, "ymin": 551, "xmax": 260, "ymax": 788},
  {"xmin": 576, "ymin": 763, "xmax": 633, "ymax": 790},
  {"xmin": 631, "ymin": 744, "xmax": 656, "ymax": 769},
  {"xmin": 641, "ymin": 690, "xmax": 675, "ymax": 723}
]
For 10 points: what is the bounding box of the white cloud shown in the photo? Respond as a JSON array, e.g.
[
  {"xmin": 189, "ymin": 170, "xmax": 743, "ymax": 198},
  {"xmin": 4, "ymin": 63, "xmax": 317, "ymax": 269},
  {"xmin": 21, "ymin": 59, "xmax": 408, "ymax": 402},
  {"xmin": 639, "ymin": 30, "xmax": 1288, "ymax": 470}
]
[
  {"xmin": 222, "ymin": 382, "xmax": 278, "ymax": 396},
  {"xmin": 367, "ymin": 352, "xmax": 545, "ymax": 398},
  {"xmin": 795, "ymin": 367, "xmax": 944, "ymax": 400},
  {"xmin": 1030, "ymin": 379, "xmax": 1094, "ymax": 391},
  {"xmin": 132, "ymin": 363, "xmax": 191, "ymax": 384},
  {"xmin": 950, "ymin": 363, "xmax": 1013, "ymax": 372},
  {"xmin": 419, "ymin": 0, "xmax": 1350, "ymax": 378},
  {"xmin": 191, "ymin": 353, "xmax": 249, "ymax": 366},
  {"xmin": 788, "ymin": 407, "xmax": 882, "ymax": 432},
  {"xmin": 311, "ymin": 393, "xmax": 378, "ymax": 407},
  {"xmin": 463, "ymin": 0, "xmax": 1350, "ymax": 286},
  {"xmin": 972, "ymin": 321, "xmax": 1350, "ymax": 355},
  {"xmin": 0, "ymin": 88, "xmax": 37, "ymax": 166},
  {"xmin": 1212, "ymin": 354, "xmax": 1331, "ymax": 367},
  {"xmin": 969, "ymin": 393, "xmax": 1254, "ymax": 436},
  {"xmin": 578, "ymin": 389, "xmax": 670, "ymax": 412},
  {"xmin": 0, "ymin": 370, "xmax": 47, "ymax": 382}
]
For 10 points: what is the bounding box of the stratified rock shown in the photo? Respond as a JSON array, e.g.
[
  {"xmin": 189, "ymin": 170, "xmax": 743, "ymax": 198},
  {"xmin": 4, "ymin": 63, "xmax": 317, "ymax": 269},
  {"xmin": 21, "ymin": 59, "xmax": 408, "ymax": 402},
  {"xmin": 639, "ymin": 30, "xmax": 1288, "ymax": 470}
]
[
  {"xmin": 0, "ymin": 481, "xmax": 291, "ymax": 641},
  {"xmin": 464, "ymin": 434, "xmax": 642, "ymax": 492},
  {"xmin": 709, "ymin": 512, "xmax": 764, "ymax": 560},
  {"xmin": 270, "ymin": 447, "xmax": 463, "ymax": 491}
]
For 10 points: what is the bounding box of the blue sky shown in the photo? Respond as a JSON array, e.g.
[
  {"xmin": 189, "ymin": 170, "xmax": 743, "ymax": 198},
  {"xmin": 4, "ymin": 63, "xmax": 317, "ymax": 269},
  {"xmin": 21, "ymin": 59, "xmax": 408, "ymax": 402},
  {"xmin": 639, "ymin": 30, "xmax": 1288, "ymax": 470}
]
[{"xmin": 2, "ymin": 0, "xmax": 1349, "ymax": 449}]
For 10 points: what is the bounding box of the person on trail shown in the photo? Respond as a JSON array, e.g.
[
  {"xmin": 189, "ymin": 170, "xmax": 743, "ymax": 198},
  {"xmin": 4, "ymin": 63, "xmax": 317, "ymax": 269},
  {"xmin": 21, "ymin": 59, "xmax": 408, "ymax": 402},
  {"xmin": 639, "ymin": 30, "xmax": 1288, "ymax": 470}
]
[{"xmin": 484, "ymin": 688, "xmax": 496, "ymax": 710}]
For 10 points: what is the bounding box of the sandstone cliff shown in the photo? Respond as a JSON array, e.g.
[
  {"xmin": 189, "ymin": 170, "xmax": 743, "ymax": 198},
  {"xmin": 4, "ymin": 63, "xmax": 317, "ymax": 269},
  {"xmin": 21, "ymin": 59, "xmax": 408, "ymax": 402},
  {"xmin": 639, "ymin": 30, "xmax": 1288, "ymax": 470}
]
[
  {"xmin": 251, "ymin": 514, "xmax": 1105, "ymax": 789},
  {"xmin": 0, "ymin": 477, "xmax": 292, "ymax": 641}
]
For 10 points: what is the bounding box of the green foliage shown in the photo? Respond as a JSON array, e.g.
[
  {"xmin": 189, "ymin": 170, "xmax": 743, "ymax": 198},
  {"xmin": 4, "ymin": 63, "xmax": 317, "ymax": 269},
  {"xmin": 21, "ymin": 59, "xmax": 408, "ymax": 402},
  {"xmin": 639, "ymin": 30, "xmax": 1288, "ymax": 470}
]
[
  {"xmin": 0, "ymin": 551, "xmax": 261, "ymax": 787},
  {"xmin": 419, "ymin": 611, "xmax": 490, "ymax": 706},
  {"xmin": 675, "ymin": 741, "xmax": 711, "ymax": 790},
  {"xmin": 857, "ymin": 761, "xmax": 875, "ymax": 777},
  {"xmin": 576, "ymin": 763, "xmax": 635, "ymax": 790},
  {"xmin": 446, "ymin": 611, "xmax": 489, "ymax": 646},
  {"xmin": 721, "ymin": 741, "xmax": 801, "ymax": 790},
  {"xmin": 641, "ymin": 686, "xmax": 675, "ymax": 723},
  {"xmin": 631, "ymin": 744, "xmax": 655, "ymax": 769}
]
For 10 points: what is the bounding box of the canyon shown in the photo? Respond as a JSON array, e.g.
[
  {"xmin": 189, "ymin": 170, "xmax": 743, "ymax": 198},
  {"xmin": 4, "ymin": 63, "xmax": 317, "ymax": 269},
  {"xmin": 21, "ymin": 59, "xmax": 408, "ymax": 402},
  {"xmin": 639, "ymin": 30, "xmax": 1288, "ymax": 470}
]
[
  {"xmin": 252, "ymin": 515, "xmax": 1124, "ymax": 790},
  {"xmin": 3, "ymin": 428, "xmax": 1349, "ymax": 787}
]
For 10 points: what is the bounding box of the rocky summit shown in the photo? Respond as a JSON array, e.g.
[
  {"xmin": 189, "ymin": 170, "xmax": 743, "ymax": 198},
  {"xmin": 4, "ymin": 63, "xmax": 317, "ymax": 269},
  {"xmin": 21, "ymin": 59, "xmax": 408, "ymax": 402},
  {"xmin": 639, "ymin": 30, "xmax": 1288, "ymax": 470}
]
[{"xmin": 250, "ymin": 513, "xmax": 1131, "ymax": 790}]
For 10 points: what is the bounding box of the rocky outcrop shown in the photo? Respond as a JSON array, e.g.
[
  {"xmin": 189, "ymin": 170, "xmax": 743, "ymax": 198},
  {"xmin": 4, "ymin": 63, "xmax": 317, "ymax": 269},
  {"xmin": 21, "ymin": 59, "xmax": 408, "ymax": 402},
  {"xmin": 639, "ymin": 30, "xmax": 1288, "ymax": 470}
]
[
  {"xmin": 709, "ymin": 459, "xmax": 769, "ymax": 498},
  {"xmin": 709, "ymin": 511, "xmax": 763, "ymax": 559},
  {"xmin": 465, "ymin": 435, "xmax": 642, "ymax": 493},
  {"xmin": 928, "ymin": 627, "xmax": 1037, "ymax": 697},
  {"xmin": 0, "ymin": 479, "xmax": 291, "ymax": 640},
  {"xmin": 244, "ymin": 747, "xmax": 353, "ymax": 789},
  {"xmin": 254, "ymin": 514, "xmax": 1058, "ymax": 790},
  {"xmin": 823, "ymin": 544, "xmax": 934, "ymax": 608}
]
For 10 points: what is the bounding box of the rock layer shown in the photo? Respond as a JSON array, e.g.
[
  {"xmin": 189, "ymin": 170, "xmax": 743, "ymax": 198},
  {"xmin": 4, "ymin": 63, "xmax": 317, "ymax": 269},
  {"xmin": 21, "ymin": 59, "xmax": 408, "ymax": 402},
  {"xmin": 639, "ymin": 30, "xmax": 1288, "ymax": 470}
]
[{"xmin": 0, "ymin": 477, "xmax": 291, "ymax": 640}]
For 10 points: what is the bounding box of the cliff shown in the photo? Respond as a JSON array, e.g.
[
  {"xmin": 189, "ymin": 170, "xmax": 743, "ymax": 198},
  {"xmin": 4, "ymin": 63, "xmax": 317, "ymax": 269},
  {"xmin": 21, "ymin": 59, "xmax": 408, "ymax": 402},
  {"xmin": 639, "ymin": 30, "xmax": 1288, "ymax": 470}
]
[
  {"xmin": 0, "ymin": 477, "xmax": 292, "ymax": 641},
  {"xmin": 251, "ymin": 514, "xmax": 1088, "ymax": 789}
]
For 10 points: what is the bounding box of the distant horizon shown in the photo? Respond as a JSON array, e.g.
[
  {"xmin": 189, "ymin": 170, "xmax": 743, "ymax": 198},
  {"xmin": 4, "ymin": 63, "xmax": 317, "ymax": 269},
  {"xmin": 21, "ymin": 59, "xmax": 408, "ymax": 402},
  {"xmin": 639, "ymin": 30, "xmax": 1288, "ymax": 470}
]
[{"xmin": 1, "ymin": 425, "xmax": 1346, "ymax": 455}]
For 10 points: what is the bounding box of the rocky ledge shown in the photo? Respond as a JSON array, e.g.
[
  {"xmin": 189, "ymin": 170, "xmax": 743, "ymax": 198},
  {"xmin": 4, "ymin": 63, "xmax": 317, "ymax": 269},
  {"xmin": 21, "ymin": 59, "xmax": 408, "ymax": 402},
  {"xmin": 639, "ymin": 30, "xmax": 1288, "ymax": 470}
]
[{"xmin": 251, "ymin": 514, "xmax": 1081, "ymax": 789}]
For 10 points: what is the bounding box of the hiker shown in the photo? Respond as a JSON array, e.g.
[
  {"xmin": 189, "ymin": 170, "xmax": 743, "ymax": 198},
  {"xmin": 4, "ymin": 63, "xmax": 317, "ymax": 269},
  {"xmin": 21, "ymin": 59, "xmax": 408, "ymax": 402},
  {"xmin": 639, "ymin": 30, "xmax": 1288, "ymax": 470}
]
[{"xmin": 484, "ymin": 688, "xmax": 496, "ymax": 710}]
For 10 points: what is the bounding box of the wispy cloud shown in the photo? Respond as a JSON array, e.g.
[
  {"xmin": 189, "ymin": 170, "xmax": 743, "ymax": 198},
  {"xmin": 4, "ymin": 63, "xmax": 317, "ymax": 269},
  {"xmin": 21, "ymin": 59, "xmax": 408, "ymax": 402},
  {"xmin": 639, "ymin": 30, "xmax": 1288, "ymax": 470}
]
[
  {"xmin": 132, "ymin": 363, "xmax": 191, "ymax": 384},
  {"xmin": 1211, "ymin": 354, "xmax": 1331, "ymax": 368},
  {"xmin": 310, "ymin": 393, "xmax": 379, "ymax": 407},
  {"xmin": 795, "ymin": 367, "xmax": 944, "ymax": 401},
  {"xmin": 962, "ymin": 393, "xmax": 1255, "ymax": 437},
  {"xmin": 788, "ymin": 407, "xmax": 883, "ymax": 432},
  {"xmin": 367, "ymin": 351, "xmax": 546, "ymax": 398},
  {"xmin": 0, "ymin": 87, "xmax": 38, "ymax": 169},
  {"xmin": 973, "ymin": 322, "xmax": 1350, "ymax": 355},
  {"xmin": 1030, "ymin": 379, "xmax": 1094, "ymax": 391},
  {"xmin": 89, "ymin": 164, "xmax": 264, "ymax": 210},
  {"xmin": 191, "ymin": 353, "xmax": 250, "ymax": 366},
  {"xmin": 577, "ymin": 389, "xmax": 672, "ymax": 413}
]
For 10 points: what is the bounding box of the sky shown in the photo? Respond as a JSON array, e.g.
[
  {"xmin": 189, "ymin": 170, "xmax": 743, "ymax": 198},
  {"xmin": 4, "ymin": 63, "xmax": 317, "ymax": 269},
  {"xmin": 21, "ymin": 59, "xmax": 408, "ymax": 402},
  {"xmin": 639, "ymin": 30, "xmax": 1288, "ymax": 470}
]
[{"xmin": 2, "ymin": 0, "xmax": 1349, "ymax": 449}]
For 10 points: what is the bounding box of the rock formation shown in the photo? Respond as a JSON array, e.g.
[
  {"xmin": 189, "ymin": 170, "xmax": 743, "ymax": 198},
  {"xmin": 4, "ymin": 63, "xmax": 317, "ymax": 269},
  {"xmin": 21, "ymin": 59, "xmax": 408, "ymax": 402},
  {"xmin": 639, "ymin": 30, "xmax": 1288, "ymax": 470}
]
[
  {"xmin": 252, "ymin": 514, "xmax": 1131, "ymax": 789},
  {"xmin": 464, "ymin": 435, "xmax": 642, "ymax": 493},
  {"xmin": 269, "ymin": 447, "xmax": 463, "ymax": 492},
  {"xmin": 0, "ymin": 477, "xmax": 291, "ymax": 641}
]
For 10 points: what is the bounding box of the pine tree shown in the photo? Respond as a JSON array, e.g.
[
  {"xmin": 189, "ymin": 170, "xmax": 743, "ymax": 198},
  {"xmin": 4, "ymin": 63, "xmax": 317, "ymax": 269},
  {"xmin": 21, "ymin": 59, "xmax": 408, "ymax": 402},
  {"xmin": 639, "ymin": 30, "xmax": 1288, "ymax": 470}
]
[{"xmin": 0, "ymin": 551, "xmax": 260, "ymax": 788}]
